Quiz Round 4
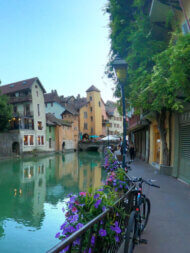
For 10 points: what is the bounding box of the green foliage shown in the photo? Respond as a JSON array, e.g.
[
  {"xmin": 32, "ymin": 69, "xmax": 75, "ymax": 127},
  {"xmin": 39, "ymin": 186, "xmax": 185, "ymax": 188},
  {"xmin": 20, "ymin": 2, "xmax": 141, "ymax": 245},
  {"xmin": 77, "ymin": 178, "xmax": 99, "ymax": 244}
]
[
  {"xmin": 0, "ymin": 93, "xmax": 12, "ymax": 131},
  {"xmin": 106, "ymin": 0, "xmax": 190, "ymax": 114}
]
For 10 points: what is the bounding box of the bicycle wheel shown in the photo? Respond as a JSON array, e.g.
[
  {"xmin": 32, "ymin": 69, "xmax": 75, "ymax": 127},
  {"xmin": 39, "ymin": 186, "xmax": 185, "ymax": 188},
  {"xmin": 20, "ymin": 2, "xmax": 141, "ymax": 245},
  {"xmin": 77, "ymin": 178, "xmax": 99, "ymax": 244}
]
[
  {"xmin": 124, "ymin": 211, "xmax": 136, "ymax": 253},
  {"xmin": 140, "ymin": 197, "xmax": 150, "ymax": 232}
]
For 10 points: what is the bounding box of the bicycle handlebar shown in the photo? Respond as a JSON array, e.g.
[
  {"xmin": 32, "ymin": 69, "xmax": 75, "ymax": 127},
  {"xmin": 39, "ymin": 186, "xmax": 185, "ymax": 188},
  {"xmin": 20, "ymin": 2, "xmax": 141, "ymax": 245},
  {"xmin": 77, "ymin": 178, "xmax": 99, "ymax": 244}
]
[{"xmin": 129, "ymin": 177, "xmax": 160, "ymax": 188}]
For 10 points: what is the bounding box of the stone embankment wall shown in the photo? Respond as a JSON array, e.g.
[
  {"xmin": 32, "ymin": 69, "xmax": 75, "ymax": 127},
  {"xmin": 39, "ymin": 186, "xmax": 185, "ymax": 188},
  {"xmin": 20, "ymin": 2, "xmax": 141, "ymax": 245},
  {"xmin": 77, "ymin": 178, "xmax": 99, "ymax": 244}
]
[{"xmin": 0, "ymin": 132, "xmax": 20, "ymax": 155}]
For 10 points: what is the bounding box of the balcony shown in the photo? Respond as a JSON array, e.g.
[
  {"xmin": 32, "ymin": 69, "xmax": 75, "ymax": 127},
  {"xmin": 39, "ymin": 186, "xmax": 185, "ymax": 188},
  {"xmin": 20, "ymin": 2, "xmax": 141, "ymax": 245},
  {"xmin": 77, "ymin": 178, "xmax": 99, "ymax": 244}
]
[
  {"xmin": 13, "ymin": 111, "xmax": 34, "ymax": 118},
  {"xmin": 10, "ymin": 118, "xmax": 34, "ymax": 130},
  {"xmin": 9, "ymin": 94, "xmax": 32, "ymax": 104}
]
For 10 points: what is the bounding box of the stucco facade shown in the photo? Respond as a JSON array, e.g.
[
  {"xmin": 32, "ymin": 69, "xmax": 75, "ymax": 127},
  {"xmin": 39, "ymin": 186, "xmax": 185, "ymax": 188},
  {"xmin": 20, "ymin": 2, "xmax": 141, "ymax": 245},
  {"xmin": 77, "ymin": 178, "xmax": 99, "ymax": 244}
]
[
  {"xmin": 0, "ymin": 78, "xmax": 47, "ymax": 154},
  {"xmin": 45, "ymin": 102, "xmax": 65, "ymax": 119},
  {"xmin": 62, "ymin": 112, "xmax": 79, "ymax": 149},
  {"xmin": 108, "ymin": 108, "xmax": 123, "ymax": 136},
  {"xmin": 79, "ymin": 86, "xmax": 103, "ymax": 137},
  {"xmin": 55, "ymin": 124, "xmax": 75, "ymax": 152}
]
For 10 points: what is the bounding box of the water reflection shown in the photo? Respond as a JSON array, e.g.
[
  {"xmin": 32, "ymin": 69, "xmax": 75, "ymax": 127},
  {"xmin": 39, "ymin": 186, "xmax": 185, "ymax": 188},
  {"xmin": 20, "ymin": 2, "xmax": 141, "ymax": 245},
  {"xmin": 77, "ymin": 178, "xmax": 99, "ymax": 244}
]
[{"xmin": 0, "ymin": 152, "xmax": 105, "ymax": 252}]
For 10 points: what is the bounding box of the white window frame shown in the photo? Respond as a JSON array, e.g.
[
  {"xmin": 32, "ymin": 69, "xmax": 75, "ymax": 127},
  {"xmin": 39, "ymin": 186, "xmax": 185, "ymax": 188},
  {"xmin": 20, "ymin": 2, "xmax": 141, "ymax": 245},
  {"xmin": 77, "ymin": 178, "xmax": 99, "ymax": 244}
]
[
  {"xmin": 37, "ymin": 135, "xmax": 45, "ymax": 146},
  {"xmin": 23, "ymin": 135, "xmax": 35, "ymax": 146}
]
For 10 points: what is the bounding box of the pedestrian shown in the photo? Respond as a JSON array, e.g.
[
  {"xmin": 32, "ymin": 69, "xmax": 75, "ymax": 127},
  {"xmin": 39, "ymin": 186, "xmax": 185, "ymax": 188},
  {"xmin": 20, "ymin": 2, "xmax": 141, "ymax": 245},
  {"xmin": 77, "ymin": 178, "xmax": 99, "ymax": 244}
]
[
  {"xmin": 114, "ymin": 145, "xmax": 121, "ymax": 160},
  {"xmin": 129, "ymin": 143, "xmax": 135, "ymax": 161}
]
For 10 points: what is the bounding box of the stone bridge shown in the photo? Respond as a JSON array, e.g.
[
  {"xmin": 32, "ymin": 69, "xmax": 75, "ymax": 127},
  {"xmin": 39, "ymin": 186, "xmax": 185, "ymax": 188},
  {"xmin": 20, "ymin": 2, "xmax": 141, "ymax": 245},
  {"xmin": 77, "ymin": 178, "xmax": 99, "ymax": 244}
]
[{"xmin": 78, "ymin": 140, "xmax": 120, "ymax": 152}]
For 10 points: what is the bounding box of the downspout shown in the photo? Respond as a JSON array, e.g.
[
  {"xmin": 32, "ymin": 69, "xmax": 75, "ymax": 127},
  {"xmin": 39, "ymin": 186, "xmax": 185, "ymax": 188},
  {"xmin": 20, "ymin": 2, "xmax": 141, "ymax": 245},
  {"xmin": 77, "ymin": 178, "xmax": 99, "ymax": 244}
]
[{"xmin": 178, "ymin": 0, "xmax": 190, "ymax": 30}]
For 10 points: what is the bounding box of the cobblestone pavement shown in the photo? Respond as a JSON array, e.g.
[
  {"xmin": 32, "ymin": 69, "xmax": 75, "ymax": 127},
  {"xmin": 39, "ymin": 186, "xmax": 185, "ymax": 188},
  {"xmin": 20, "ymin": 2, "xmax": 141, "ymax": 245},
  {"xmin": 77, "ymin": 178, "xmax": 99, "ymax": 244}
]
[{"xmin": 118, "ymin": 159, "xmax": 190, "ymax": 253}]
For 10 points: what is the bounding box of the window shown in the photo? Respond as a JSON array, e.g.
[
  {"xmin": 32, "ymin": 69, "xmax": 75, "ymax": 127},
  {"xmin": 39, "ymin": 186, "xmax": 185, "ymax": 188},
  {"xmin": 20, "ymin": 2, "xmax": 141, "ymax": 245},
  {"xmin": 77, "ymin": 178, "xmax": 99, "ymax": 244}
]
[
  {"xmin": 37, "ymin": 135, "xmax": 44, "ymax": 145},
  {"xmin": 84, "ymin": 111, "xmax": 88, "ymax": 119},
  {"xmin": 51, "ymin": 102, "xmax": 53, "ymax": 107},
  {"xmin": 37, "ymin": 104, "xmax": 40, "ymax": 116},
  {"xmin": 84, "ymin": 123, "xmax": 88, "ymax": 130},
  {"xmin": 99, "ymin": 101, "xmax": 101, "ymax": 107},
  {"xmin": 91, "ymin": 127, "xmax": 93, "ymax": 134},
  {"xmin": 90, "ymin": 96, "xmax": 92, "ymax": 101},
  {"xmin": 49, "ymin": 138, "xmax": 52, "ymax": 148},
  {"xmin": 35, "ymin": 85, "xmax": 38, "ymax": 88},
  {"xmin": 90, "ymin": 107, "xmax": 93, "ymax": 112},
  {"xmin": 24, "ymin": 135, "xmax": 28, "ymax": 146},
  {"xmin": 29, "ymin": 135, "xmax": 34, "ymax": 145},
  {"xmin": 38, "ymin": 121, "xmax": 43, "ymax": 130},
  {"xmin": 91, "ymin": 116, "xmax": 93, "ymax": 122},
  {"xmin": 24, "ymin": 135, "xmax": 34, "ymax": 146},
  {"xmin": 36, "ymin": 91, "xmax": 38, "ymax": 97}
]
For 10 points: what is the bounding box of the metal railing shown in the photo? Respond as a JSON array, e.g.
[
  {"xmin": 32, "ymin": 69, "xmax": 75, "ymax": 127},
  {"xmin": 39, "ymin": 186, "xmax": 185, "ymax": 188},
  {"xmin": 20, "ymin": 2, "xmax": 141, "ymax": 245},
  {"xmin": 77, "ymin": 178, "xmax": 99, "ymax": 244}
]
[{"xmin": 47, "ymin": 185, "xmax": 135, "ymax": 253}]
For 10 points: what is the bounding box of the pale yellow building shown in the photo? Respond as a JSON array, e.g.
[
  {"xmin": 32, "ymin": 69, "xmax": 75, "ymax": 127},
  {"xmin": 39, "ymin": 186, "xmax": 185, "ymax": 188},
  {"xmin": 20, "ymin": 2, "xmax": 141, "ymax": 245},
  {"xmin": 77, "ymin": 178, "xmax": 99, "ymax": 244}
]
[{"xmin": 79, "ymin": 85, "xmax": 102, "ymax": 137}]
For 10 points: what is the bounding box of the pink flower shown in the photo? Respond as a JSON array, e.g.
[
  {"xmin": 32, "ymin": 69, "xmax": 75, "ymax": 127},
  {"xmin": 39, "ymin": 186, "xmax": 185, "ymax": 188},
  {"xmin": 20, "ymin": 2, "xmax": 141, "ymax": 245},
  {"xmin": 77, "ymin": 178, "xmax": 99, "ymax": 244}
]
[
  {"xmin": 72, "ymin": 206, "xmax": 78, "ymax": 213},
  {"xmin": 79, "ymin": 192, "xmax": 86, "ymax": 196}
]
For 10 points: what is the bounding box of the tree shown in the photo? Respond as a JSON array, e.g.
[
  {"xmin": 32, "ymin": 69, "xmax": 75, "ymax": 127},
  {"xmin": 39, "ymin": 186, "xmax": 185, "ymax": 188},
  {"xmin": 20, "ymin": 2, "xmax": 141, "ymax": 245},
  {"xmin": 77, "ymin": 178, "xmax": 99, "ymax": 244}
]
[
  {"xmin": 0, "ymin": 93, "xmax": 13, "ymax": 131},
  {"xmin": 106, "ymin": 0, "xmax": 190, "ymax": 165}
]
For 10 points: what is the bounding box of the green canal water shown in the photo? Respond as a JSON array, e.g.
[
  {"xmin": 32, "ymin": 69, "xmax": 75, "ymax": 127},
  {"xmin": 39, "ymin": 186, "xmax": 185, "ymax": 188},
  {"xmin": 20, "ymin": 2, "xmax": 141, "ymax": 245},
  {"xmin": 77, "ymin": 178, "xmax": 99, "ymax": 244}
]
[{"xmin": 0, "ymin": 152, "xmax": 105, "ymax": 253}]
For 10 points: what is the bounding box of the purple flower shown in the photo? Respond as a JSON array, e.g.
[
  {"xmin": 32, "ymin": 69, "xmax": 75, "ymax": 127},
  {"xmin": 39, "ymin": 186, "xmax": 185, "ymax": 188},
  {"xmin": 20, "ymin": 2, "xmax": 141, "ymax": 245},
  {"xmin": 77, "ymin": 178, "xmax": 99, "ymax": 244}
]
[
  {"xmin": 91, "ymin": 235, "xmax": 95, "ymax": 245},
  {"xmin": 97, "ymin": 188, "xmax": 103, "ymax": 192},
  {"xmin": 88, "ymin": 248, "xmax": 92, "ymax": 253},
  {"xmin": 99, "ymin": 229, "xmax": 107, "ymax": 237},
  {"xmin": 94, "ymin": 199, "xmax": 102, "ymax": 208},
  {"xmin": 55, "ymin": 232, "xmax": 60, "ymax": 238},
  {"xmin": 68, "ymin": 196, "xmax": 76, "ymax": 204},
  {"xmin": 115, "ymin": 235, "xmax": 120, "ymax": 242},
  {"xmin": 76, "ymin": 223, "xmax": 84, "ymax": 230},
  {"xmin": 102, "ymin": 206, "xmax": 106, "ymax": 212},
  {"xmin": 73, "ymin": 238, "xmax": 80, "ymax": 245},
  {"xmin": 94, "ymin": 193, "xmax": 100, "ymax": 199},
  {"xmin": 71, "ymin": 214, "xmax": 79, "ymax": 223},
  {"xmin": 62, "ymin": 207, "xmax": 65, "ymax": 213},
  {"xmin": 110, "ymin": 222, "xmax": 121, "ymax": 234},
  {"xmin": 63, "ymin": 245, "xmax": 69, "ymax": 252},
  {"xmin": 60, "ymin": 222, "xmax": 67, "ymax": 230},
  {"xmin": 114, "ymin": 226, "xmax": 121, "ymax": 234}
]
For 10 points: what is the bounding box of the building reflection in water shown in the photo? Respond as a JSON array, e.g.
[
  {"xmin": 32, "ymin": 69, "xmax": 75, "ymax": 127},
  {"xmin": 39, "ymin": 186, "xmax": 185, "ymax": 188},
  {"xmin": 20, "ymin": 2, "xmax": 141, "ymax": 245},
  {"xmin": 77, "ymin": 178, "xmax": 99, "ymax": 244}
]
[{"xmin": 0, "ymin": 152, "xmax": 105, "ymax": 237}]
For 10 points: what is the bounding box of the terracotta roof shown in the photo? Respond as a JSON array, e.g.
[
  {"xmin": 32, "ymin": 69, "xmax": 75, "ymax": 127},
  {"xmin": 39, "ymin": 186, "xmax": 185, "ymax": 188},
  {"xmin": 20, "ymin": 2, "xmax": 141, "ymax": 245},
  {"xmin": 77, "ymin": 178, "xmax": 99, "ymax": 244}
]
[
  {"xmin": 0, "ymin": 77, "xmax": 46, "ymax": 94},
  {"xmin": 86, "ymin": 85, "xmax": 100, "ymax": 93},
  {"xmin": 46, "ymin": 113, "xmax": 71, "ymax": 127}
]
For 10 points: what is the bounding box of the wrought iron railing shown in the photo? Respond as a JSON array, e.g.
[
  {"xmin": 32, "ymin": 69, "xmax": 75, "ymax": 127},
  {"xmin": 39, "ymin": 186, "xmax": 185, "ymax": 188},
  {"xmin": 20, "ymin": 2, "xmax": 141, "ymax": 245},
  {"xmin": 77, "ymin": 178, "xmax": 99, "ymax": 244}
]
[{"xmin": 47, "ymin": 185, "xmax": 135, "ymax": 253}]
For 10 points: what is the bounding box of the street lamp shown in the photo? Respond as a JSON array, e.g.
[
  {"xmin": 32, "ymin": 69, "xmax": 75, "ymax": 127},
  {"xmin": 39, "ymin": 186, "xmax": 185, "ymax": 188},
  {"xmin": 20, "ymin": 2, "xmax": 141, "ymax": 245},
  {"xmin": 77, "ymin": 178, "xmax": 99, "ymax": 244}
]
[{"xmin": 112, "ymin": 57, "xmax": 128, "ymax": 168}]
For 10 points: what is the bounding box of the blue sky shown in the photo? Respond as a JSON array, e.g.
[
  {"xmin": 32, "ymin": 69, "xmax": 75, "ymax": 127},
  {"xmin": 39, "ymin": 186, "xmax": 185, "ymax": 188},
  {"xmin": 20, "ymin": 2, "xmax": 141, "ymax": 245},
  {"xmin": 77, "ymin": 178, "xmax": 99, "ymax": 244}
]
[{"xmin": 0, "ymin": 0, "xmax": 115, "ymax": 101}]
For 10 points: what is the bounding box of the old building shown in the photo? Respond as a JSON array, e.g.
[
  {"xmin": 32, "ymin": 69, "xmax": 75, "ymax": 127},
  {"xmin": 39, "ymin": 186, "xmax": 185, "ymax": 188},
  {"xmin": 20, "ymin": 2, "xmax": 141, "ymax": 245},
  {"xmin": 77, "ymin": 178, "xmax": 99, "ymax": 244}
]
[
  {"xmin": 61, "ymin": 105, "xmax": 79, "ymax": 149},
  {"xmin": 44, "ymin": 90, "xmax": 65, "ymax": 119},
  {"xmin": 105, "ymin": 101, "xmax": 123, "ymax": 136},
  {"xmin": 101, "ymin": 99, "xmax": 109, "ymax": 136},
  {"xmin": 46, "ymin": 113, "xmax": 75, "ymax": 152},
  {"xmin": 0, "ymin": 77, "xmax": 47, "ymax": 154},
  {"xmin": 79, "ymin": 85, "xmax": 103, "ymax": 137}
]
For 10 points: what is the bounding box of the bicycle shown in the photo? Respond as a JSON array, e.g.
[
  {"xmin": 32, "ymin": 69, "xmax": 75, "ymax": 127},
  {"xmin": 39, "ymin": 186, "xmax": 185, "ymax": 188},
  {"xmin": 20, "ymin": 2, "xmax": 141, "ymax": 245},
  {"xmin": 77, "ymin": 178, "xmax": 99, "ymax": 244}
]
[{"xmin": 124, "ymin": 177, "xmax": 160, "ymax": 253}]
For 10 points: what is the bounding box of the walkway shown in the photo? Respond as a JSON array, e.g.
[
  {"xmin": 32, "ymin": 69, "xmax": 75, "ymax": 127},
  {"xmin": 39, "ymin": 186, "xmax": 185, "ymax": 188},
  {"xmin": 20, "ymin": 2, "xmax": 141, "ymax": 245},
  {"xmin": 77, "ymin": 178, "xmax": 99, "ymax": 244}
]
[{"xmin": 119, "ymin": 159, "xmax": 190, "ymax": 253}]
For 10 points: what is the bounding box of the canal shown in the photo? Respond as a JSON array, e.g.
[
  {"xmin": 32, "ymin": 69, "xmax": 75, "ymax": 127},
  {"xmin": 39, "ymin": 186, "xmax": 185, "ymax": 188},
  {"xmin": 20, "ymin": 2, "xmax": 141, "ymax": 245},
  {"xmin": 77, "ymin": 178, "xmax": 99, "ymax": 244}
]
[{"xmin": 0, "ymin": 152, "xmax": 105, "ymax": 253}]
